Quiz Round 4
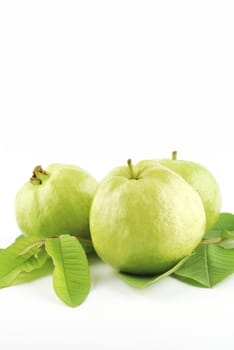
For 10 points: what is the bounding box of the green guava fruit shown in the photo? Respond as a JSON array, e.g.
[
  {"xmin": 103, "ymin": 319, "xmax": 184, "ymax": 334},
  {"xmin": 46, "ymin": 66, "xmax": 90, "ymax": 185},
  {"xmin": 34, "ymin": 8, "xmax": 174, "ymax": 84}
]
[
  {"xmin": 90, "ymin": 159, "xmax": 206, "ymax": 275},
  {"xmin": 15, "ymin": 163, "xmax": 98, "ymax": 239},
  {"xmin": 159, "ymin": 151, "xmax": 222, "ymax": 232}
]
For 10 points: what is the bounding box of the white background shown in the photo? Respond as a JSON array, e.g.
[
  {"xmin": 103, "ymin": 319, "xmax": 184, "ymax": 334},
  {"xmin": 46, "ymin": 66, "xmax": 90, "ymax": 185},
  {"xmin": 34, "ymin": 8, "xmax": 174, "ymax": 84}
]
[{"xmin": 0, "ymin": 1, "xmax": 234, "ymax": 349}]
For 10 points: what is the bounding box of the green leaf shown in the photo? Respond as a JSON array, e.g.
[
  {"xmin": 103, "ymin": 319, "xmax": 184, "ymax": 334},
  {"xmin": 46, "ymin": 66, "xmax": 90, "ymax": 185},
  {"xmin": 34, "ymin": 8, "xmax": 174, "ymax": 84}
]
[
  {"xmin": 79, "ymin": 239, "xmax": 95, "ymax": 255},
  {"xmin": 118, "ymin": 256, "xmax": 189, "ymax": 288},
  {"xmin": 204, "ymin": 213, "xmax": 234, "ymax": 239},
  {"xmin": 218, "ymin": 238, "xmax": 234, "ymax": 249},
  {"xmin": 45, "ymin": 234, "xmax": 91, "ymax": 307},
  {"xmin": 0, "ymin": 236, "xmax": 45, "ymax": 288},
  {"xmin": 220, "ymin": 230, "xmax": 234, "ymax": 239},
  {"xmin": 21, "ymin": 248, "xmax": 48, "ymax": 272},
  {"xmin": 18, "ymin": 240, "xmax": 45, "ymax": 257},
  {"xmin": 203, "ymin": 213, "xmax": 234, "ymax": 249},
  {"xmin": 212, "ymin": 213, "xmax": 234, "ymax": 230},
  {"xmin": 12, "ymin": 258, "xmax": 53, "ymax": 285},
  {"xmin": 15, "ymin": 234, "xmax": 25, "ymax": 241},
  {"xmin": 173, "ymin": 243, "xmax": 234, "ymax": 287}
]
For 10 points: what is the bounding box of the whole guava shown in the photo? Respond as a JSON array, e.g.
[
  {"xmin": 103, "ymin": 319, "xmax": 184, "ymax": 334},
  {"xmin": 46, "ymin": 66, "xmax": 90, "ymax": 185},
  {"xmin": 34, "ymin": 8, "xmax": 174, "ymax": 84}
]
[
  {"xmin": 15, "ymin": 163, "xmax": 98, "ymax": 239},
  {"xmin": 159, "ymin": 152, "xmax": 222, "ymax": 232},
  {"xmin": 90, "ymin": 159, "xmax": 206, "ymax": 275}
]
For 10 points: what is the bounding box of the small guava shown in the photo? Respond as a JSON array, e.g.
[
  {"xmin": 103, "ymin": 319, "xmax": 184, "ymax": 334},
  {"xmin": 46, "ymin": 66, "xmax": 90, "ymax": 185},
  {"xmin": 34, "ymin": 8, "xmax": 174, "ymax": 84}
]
[
  {"xmin": 90, "ymin": 159, "xmax": 206, "ymax": 275},
  {"xmin": 159, "ymin": 152, "xmax": 222, "ymax": 231},
  {"xmin": 15, "ymin": 163, "xmax": 98, "ymax": 239}
]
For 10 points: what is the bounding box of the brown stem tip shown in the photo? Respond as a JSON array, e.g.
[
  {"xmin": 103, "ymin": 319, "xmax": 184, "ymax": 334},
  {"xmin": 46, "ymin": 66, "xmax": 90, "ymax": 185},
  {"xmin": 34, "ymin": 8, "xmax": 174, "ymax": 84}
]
[{"xmin": 30, "ymin": 165, "xmax": 48, "ymax": 184}]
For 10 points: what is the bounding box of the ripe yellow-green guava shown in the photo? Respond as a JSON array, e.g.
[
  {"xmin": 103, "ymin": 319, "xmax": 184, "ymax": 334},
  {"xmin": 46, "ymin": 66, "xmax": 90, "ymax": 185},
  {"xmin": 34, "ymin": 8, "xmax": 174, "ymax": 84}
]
[
  {"xmin": 15, "ymin": 163, "xmax": 98, "ymax": 239},
  {"xmin": 159, "ymin": 152, "xmax": 222, "ymax": 232},
  {"xmin": 90, "ymin": 160, "xmax": 206, "ymax": 275}
]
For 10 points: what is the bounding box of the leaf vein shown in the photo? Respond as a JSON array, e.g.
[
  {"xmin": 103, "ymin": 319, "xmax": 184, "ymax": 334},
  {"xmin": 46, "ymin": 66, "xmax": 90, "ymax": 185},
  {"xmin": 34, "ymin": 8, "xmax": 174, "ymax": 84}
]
[
  {"xmin": 204, "ymin": 245, "xmax": 211, "ymax": 287},
  {"xmin": 57, "ymin": 238, "xmax": 73, "ymax": 305}
]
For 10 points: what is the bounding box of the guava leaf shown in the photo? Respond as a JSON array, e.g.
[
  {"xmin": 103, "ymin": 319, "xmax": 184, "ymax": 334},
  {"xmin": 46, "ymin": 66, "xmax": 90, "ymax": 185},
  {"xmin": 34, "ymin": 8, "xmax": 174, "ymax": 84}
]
[
  {"xmin": 215, "ymin": 229, "xmax": 234, "ymax": 249},
  {"xmin": 0, "ymin": 236, "xmax": 45, "ymax": 288},
  {"xmin": 79, "ymin": 239, "xmax": 96, "ymax": 255},
  {"xmin": 203, "ymin": 212, "xmax": 234, "ymax": 249},
  {"xmin": 204, "ymin": 213, "xmax": 234, "ymax": 239},
  {"xmin": 212, "ymin": 212, "xmax": 234, "ymax": 230},
  {"xmin": 21, "ymin": 248, "xmax": 48, "ymax": 272},
  {"xmin": 173, "ymin": 243, "xmax": 234, "ymax": 287},
  {"xmin": 45, "ymin": 234, "xmax": 91, "ymax": 307},
  {"xmin": 15, "ymin": 234, "xmax": 25, "ymax": 241},
  {"xmin": 118, "ymin": 256, "xmax": 189, "ymax": 288},
  {"xmin": 12, "ymin": 257, "xmax": 53, "ymax": 285}
]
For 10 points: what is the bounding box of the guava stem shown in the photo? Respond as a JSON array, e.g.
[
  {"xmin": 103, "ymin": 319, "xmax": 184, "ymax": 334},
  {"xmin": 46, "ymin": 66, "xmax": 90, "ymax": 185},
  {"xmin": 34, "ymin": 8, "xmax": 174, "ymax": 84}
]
[
  {"xmin": 30, "ymin": 165, "xmax": 48, "ymax": 185},
  {"xmin": 201, "ymin": 237, "xmax": 222, "ymax": 244},
  {"xmin": 127, "ymin": 159, "xmax": 135, "ymax": 179},
  {"xmin": 172, "ymin": 151, "xmax": 177, "ymax": 160}
]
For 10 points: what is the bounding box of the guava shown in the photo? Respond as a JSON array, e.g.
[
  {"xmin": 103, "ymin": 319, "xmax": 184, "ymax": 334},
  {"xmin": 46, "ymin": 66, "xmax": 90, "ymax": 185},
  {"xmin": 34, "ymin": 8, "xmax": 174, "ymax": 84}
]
[
  {"xmin": 15, "ymin": 163, "xmax": 98, "ymax": 239},
  {"xmin": 90, "ymin": 159, "xmax": 206, "ymax": 275},
  {"xmin": 159, "ymin": 151, "xmax": 222, "ymax": 231}
]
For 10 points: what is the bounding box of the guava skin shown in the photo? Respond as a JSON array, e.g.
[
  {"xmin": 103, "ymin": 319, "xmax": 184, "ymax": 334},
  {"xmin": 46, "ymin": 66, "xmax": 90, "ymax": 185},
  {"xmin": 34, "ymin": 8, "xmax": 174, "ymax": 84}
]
[
  {"xmin": 159, "ymin": 158, "xmax": 222, "ymax": 232},
  {"xmin": 90, "ymin": 161, "xmax": 206, "ymax": 275},
  {"xmin": 15, "ymin": 164, "xmax": 98, "ymax": 239}
]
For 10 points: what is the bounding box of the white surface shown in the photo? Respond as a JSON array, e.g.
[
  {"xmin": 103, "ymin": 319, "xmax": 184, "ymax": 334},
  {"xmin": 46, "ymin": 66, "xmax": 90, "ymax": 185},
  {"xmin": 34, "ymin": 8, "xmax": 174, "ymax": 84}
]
[{"xmin": 1, "ymin": 1, "xmax": 234, "ymax": 349}]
